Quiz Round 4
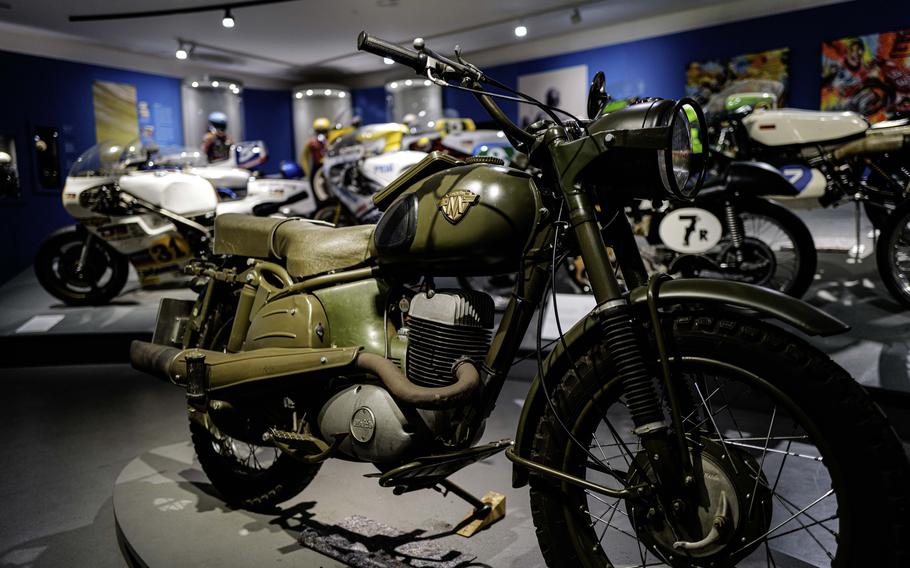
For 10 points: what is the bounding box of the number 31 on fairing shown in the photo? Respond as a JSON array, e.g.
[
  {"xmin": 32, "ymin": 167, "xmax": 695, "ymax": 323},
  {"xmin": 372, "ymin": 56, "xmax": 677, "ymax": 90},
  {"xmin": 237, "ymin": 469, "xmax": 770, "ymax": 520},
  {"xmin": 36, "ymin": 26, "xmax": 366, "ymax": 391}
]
[{"xmin": 657, "ymin": 207, "xmax": 723, "ymax": 254}]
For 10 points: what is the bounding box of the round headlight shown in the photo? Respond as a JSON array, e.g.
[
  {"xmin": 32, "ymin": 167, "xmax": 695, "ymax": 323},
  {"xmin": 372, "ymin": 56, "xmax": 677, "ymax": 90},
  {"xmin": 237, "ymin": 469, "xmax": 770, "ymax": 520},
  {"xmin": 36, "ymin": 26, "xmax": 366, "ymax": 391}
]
[{"xmin": 659, "ymin": 98, "xmax": 707, "ymax": 200}]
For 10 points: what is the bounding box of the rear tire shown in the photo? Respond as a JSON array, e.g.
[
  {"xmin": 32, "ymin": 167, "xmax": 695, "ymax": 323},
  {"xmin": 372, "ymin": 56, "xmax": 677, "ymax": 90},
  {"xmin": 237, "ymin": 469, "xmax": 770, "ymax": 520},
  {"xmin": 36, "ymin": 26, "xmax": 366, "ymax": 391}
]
[
  {"xmin": 188, "ymin": 304, "xmax": 321, "ymax": 511},
  {"xmin": 528, "ymin": 310, "xmax": 910, "ymax": 566}
]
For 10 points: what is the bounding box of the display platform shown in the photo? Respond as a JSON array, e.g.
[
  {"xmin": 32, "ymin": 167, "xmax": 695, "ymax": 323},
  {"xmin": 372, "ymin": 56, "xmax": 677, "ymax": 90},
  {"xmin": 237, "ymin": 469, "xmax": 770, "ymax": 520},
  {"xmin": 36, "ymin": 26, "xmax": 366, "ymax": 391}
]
[
  {"xmin": 114, "ymin": 438, "xmax": 826, "ymax": 567},
  {"xmin": 0, "ymin": 268, "xmax": 194, "ymax": 366}
]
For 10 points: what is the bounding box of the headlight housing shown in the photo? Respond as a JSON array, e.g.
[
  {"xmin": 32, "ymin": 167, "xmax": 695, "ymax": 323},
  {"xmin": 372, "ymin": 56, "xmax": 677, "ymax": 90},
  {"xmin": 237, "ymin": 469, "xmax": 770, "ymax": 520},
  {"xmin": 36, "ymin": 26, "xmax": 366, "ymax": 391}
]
[{"xmin": 582, "ymin": 97, "xmax": 708, "ymax": 201}]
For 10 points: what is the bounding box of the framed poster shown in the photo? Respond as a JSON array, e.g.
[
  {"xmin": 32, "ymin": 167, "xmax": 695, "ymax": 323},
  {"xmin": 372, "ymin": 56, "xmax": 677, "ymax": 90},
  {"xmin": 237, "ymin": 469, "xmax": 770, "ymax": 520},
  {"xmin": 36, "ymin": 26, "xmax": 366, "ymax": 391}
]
[
  {"xmin": 517, "ymin": 65, "xmax": 588, "ymax": 128},
  {"xmin": 93, "ymin": 80, "xmax": 139, "ymax": 144},
  {"xmin": 686, "ymin": 48, "xmax": 790, "ymax": 106},
  {"xmin": 821, "ymin": 28, "xmax": 910, "ymax": 122}
]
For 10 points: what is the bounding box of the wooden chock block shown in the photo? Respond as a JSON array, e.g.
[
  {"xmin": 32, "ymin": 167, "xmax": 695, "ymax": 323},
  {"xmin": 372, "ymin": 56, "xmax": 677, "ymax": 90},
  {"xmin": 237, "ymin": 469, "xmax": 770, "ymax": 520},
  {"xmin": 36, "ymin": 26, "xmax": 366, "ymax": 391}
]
[{"xmin": 456, "ymin": 491, "xmax": 506, "ymax": 538}]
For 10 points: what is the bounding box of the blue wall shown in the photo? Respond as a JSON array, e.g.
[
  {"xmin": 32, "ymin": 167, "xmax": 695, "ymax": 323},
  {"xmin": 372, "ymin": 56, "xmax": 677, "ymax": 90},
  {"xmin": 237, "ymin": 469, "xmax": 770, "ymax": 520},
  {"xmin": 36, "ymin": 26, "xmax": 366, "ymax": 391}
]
[
  {"xmin": 351, "ymin": 86, "xmax": 388, "ymax": 124},
  {"xmin": 0, "ymin": 49, "xmax": 295, "ymax": 284},
  {"xmin": 355, "ymin": 0, "xmax": 910, "ymax": 124},
  {"xmin": 0, "ymin": 49, "xmax": 186, "ymax": 284},
  {"xmin": 243, "ymin": 88, "xmax": 295, "ymax": 174}
]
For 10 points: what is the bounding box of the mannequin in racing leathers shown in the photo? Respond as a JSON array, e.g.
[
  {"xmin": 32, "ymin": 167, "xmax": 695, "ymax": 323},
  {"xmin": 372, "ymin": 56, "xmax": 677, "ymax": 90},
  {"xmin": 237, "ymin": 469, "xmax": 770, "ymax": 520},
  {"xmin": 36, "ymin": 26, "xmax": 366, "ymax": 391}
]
[
  {"xmin": 202, "ymin": 111, "xmax": 234, "ymax": 163},
  {"xmin": 301, "ymin": 117, "xmax": 331, "ymax": 179}
]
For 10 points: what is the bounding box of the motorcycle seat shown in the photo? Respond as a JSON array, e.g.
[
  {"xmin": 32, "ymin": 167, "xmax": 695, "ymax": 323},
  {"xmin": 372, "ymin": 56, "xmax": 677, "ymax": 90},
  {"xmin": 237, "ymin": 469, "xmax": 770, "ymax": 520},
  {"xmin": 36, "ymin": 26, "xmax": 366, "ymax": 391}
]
[{"xmin": 213, "ymin": 213, "xmax": 375, "ymax": 278}]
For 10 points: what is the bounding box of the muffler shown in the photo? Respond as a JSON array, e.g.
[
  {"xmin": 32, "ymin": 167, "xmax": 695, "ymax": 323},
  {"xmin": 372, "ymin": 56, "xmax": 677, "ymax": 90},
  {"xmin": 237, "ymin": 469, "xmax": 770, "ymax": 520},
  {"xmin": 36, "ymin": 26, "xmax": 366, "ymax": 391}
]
[{"xmin": 129, "ymin": 341, "xmax": 480, "ymax": 409}]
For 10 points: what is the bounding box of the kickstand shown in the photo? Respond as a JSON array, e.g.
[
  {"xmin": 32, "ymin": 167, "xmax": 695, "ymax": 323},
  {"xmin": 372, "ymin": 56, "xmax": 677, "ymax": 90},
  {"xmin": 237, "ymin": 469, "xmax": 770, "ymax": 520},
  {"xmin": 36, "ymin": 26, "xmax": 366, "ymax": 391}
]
[{"xmin": 435, "ymin": 479, "xmax": 505, "ymax": 538}]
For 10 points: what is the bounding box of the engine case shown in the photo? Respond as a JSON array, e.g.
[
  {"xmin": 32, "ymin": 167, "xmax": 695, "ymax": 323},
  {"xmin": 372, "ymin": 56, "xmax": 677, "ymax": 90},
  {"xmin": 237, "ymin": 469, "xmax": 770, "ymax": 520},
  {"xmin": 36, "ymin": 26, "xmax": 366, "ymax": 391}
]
[{"xmin": 317, "ymin": 384, "xmax": 447, "ymax": 463}]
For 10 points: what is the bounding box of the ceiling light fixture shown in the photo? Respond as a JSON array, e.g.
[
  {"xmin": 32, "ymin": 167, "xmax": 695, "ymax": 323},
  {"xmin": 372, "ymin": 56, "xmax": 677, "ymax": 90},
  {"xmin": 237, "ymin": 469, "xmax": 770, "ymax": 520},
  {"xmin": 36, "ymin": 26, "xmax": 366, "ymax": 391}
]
[
  {"xmin": 324, "ymin": 89, "xmax": 332, "ymax": 96},
  {"xmin": 211, "ymin": 80, "xmax": 220, "ymax": 87},
  {"xmin": 295, "ymin": 91, "xmax": 303, "ymax": 99},
  {"xmin": 338, "ymin": 91, "xmax": 346, "ymax": 98},
  {"xmin": 305, "ymin": 89, "xmax": 313, "ymax": 96},
  {"xmin": 514, "ymin": 24, "xmax": 527, "ymax": 38},
  {"xmin": 404, "ymin": 79, "xmax": 412, "ymax": 86},
  {"xmin": 175, "ymin": 41, "xmax": 189, "ymax": 60},
  {"xmin": 191, "ymin": 81, "xmax": 199, "ymax": 88},
  {"xmin": 570, "ymin": 7, "xmax": 581, "ymax": 24},
  {"xmin": 383, "ymin": 57, "xmax": 394, "ymax": 65},
  {"xmin": 221, "ymin": 8, "xmax": 235, "ymax": 28},
  {"xmin": 423, "ymin": 79, "xmax": 432, "ymax": 87},
  {"xmin": 389, "ymin": 82, "xmax": 398, "ymax": 89}
]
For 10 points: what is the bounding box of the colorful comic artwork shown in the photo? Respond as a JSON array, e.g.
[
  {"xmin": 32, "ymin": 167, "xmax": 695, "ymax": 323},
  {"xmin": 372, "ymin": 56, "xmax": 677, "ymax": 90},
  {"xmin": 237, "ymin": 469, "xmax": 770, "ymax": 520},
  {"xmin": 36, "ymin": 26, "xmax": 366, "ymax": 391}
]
[
  {"xmin": 821, "ymin": 29, "xmax": 910, "ymax": 123},
  {"xmin": 686, "ymin": 48, "xmax": 790, "ymax": 106}
]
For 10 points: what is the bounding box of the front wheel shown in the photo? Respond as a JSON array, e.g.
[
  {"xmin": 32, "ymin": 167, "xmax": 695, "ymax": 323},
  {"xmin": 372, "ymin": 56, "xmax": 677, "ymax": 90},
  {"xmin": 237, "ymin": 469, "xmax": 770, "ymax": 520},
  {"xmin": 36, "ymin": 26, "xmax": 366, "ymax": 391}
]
[
  {"xmin": 34, "ymin": 229, "xmax": 129, "ymax": 306},
  {"xmin": 528, "ymin": 310, "xmax": 910, "ymax": 567},
  {"xmin": 876, "ymin": 198, "xmax": 910, "ymax": 307}
]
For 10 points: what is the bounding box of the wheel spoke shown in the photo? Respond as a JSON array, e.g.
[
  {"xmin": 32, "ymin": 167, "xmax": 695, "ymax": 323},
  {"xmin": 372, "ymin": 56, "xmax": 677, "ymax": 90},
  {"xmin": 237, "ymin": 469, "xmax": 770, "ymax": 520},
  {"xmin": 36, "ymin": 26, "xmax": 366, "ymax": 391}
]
[{"xmin": 734, "ymin": 489, "xmax": 835, "ymax": 554}]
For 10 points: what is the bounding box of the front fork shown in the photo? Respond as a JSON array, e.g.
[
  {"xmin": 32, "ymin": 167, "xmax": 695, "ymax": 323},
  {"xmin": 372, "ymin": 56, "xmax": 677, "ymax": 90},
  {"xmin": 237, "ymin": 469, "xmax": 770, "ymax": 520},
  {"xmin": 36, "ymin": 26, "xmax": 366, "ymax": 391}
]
[
  {"xmin": 76, "ymin": 231, "xmax": 94, "ymax": 277},
  {"xmin": 564, "ymin": 184, "xmax": 696, "ymax": 500}
]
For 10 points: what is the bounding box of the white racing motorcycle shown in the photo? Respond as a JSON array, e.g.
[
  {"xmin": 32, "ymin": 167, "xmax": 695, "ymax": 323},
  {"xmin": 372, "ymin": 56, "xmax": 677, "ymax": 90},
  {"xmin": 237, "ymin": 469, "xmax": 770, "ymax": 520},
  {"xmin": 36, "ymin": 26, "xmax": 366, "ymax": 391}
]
[{"xmin": 34, "ymin": 140, "xmax": 313, "ymax": 305}]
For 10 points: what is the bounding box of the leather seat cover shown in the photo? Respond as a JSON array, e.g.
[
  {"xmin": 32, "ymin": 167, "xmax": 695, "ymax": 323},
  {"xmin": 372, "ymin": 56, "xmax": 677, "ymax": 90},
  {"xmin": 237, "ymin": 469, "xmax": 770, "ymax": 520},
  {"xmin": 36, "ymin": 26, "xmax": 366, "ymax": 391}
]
[{"xmin": 213, "ymin": 214, "xmax": 375, "ymax": 278}]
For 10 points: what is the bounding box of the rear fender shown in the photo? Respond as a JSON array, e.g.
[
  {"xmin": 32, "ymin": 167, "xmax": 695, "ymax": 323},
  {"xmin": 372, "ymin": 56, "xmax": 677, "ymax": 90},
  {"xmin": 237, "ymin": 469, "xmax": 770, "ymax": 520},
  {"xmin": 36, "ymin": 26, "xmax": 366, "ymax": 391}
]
[{"xmin": 510, "ymin": 278, "xmax": 847, "ymax": 487}]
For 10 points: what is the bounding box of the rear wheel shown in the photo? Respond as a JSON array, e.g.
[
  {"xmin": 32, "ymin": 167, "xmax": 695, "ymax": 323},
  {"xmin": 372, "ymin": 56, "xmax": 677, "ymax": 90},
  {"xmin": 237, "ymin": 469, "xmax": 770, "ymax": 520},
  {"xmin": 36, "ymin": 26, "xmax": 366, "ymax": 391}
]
[
  {"xmin": 188, "ymin": 305, "xmax": 321, "ymax": 511},
  {"xmin": 528, "ymin": 311, "xmax": 910, "ymax": 567},
  {"xmin": 684, "ymin": 198, "xmax": 816, "ymax": 298},
  {"xmin": 34, "ymin": 229, "xmax": 129, "ymax": 306}
]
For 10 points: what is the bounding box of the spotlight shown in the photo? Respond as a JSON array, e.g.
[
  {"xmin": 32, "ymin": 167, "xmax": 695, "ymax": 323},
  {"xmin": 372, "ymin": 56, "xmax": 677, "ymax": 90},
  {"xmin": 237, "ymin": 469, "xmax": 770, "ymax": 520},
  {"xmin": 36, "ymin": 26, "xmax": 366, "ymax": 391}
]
[
  {"xmin": 383, "ymin": 57, "xmax": 394, "ymax": 65},
  {"xmin": 404, "ymin": 79, "xmax": 412, "ymax": 86},
  {"xmin": 514, "ymin": 24, "xmax": 527, "ymax": 37},
  {"xmin": 175, "ymin": 42, "xmax": 189, "ymax": 60},
  {"xmin": 305, "ymin": 89, "xmax": 314, "ymax": 96},
  {"xmin": 423, "ymin": 79, "xmax": 432, "ymax": 87},
  {"xmin": 389, "ymin": 82, "xmax": 398, "ymax": 89},
  {"xmin": 222, "ymin": 9, "xmax": 235, "ymax": 28},
  {"xmin": 229, "ymin": 83, "xmax": 236, "ymax": 90},
  {"xmin": 338, "ymin": 91, "xmax": 346, "ymax": 98},
  {"xmin": 211, "ymin": 80, "xmax": 220, "ymax": 87},
  {"xmin": 570, "ymin": 7, "xmax": 581, "ymax": 25},
  {"xmin": 324, "ymin": 89, "xmax": 332, "ymax": 96},
  {"xmin": 191, "ymin": 81, "xmax": 199, "ymax": 88},
  {"xmin": 295, "ymin": 91, "xmax": 303, "ymax": 99}
]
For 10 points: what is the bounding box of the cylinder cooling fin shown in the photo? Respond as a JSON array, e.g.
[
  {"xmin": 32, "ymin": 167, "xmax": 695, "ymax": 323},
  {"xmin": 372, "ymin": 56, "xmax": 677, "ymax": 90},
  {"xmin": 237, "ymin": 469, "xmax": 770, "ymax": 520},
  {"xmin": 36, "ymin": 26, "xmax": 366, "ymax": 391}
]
[{"xmin": 405, "ymin": 290, "xmax": 494, "ymax": 388}]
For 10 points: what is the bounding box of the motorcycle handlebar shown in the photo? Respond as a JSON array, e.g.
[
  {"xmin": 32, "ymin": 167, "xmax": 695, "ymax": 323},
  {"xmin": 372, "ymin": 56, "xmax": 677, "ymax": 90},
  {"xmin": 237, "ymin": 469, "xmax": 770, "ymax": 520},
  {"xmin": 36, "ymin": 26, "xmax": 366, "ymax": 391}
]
[
  {"xmin": 357, "ymin": 31, "xmax": 423, "ymax": 72},
  {"xmin": 357, "ymin": 31, "xmax": 535, "ymax": 149}
]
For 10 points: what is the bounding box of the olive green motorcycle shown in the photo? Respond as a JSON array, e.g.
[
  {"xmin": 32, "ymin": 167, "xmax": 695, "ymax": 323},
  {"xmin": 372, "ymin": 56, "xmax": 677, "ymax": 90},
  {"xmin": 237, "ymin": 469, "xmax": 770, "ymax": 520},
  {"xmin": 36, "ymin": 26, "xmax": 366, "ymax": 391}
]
[{"xmin": 130, "ymin": 33, "xmax": 910, "ymax": 567}]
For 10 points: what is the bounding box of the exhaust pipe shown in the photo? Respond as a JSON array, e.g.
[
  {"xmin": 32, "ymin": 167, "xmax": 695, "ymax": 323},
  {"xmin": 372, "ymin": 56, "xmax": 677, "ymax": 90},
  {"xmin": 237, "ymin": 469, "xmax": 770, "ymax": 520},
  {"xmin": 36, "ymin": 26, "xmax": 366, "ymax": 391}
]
[
  {"xmin": 129, "ymin": 341, "xmax": 480, "ymax": 409},
  {"xmin": 832, "ymin": 134, "xmax": 906, "ymax": 161}
]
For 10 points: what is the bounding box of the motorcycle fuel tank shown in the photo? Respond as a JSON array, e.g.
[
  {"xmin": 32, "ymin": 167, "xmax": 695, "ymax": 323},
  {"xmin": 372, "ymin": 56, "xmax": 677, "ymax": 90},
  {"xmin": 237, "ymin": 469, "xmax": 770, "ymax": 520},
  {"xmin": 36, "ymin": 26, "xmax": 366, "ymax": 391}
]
[
  {"xmin": 372, "ymin": 162, "xmax": 542, "ymax": 275},
  {"xmin": 119, "ymin": 171, "xmax": 218, "ymax": 216},
  {"xmin": 744, "ymin": 109, "xmax": 868, "ymax": 146}
]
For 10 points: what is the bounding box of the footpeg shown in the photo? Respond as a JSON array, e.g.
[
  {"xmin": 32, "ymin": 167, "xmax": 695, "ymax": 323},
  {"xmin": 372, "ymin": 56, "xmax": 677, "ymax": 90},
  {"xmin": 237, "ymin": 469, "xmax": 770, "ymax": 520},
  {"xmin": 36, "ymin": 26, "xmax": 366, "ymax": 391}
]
[
  {"xmin": 377, "ymin": 439, "xmax": 513, "ymax": 490},
  {"xmin": 264, "ymin": 428, "xmax": 345, "ymax": 463}
]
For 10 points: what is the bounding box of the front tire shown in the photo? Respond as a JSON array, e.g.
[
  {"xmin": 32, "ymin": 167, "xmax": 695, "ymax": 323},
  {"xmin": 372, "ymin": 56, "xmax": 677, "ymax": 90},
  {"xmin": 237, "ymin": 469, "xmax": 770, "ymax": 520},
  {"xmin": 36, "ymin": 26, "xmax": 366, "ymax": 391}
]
[
  {"xmin": 528, "ymin": 310, "xmax": 910, "ymax": 567},
  {"xmin": 34, "ymin": 229, "xmax": 129, "ymax": 306},
  {"xmin": 876, "ymin": 198, "xmax": 910, "ymax": 308}
]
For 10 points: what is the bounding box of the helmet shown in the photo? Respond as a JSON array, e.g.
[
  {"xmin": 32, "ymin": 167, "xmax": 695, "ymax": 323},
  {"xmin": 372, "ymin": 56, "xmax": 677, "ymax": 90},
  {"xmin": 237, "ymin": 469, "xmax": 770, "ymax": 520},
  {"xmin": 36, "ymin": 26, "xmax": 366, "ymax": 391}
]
[
  {"xmin": 401, "ymin": 113, "xmax": 418, "ymax": 128},
  {"xmin": 280, "ymin": 160, "xmax": 303, "ymax": 179},
  {"xmin": 313, "ymin": 117, "xmax": 331, "ymax": 132},
  {"xmin": 208, "ymin": 111, "xmax": 228, "ymax": 130}
]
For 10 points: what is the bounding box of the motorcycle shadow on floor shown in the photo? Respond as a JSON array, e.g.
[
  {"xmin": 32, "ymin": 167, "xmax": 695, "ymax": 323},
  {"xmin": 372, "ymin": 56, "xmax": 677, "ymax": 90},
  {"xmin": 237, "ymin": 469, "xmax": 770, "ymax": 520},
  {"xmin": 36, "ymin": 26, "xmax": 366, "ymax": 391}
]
[
  {"xmin": 133, "ymin": 448, "xmax": 493, "ymax": 568},
  {"xmin": 804, "ymin": 251, "xmax": 910, "ymax": 396}
]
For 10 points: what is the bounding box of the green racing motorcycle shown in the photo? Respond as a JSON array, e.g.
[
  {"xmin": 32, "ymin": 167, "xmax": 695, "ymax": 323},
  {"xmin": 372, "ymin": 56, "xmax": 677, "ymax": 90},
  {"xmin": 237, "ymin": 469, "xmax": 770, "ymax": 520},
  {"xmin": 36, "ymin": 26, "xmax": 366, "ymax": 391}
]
[{"xmin": 130, "ymin": 33, "xmax": 910, "ymax": 567}]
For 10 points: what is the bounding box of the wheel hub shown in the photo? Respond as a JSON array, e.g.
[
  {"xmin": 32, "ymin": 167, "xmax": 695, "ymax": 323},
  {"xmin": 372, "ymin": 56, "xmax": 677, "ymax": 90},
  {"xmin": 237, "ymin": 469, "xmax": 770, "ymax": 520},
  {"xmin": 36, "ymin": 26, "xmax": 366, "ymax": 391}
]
[{"xmin": 626, "ymin": 440, "xmax": 772, "ymax": 565}]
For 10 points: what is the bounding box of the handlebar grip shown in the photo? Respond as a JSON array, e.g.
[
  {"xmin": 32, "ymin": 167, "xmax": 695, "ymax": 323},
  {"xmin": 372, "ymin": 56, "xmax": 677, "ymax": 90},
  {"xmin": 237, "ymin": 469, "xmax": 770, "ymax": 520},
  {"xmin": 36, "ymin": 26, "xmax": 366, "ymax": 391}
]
[{"xmin": 357, "ymin": 31, "xmax": 423, "ymax": 71}]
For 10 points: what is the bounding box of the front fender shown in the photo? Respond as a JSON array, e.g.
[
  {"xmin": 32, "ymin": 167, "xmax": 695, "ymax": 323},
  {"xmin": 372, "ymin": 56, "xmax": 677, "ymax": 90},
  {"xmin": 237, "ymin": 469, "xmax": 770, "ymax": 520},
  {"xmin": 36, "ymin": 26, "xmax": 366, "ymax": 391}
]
[{"xmin": 510, "ymin": 278, "xmax": 847, "ymax": 488}]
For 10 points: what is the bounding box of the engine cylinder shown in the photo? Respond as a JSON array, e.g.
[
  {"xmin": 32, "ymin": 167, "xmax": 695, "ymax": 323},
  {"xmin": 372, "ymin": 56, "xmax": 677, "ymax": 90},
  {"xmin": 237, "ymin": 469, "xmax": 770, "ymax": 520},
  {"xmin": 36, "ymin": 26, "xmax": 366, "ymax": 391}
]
[{"xmin": 405, "ymin": 290, "xmax": 494, "ymax": 388}]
